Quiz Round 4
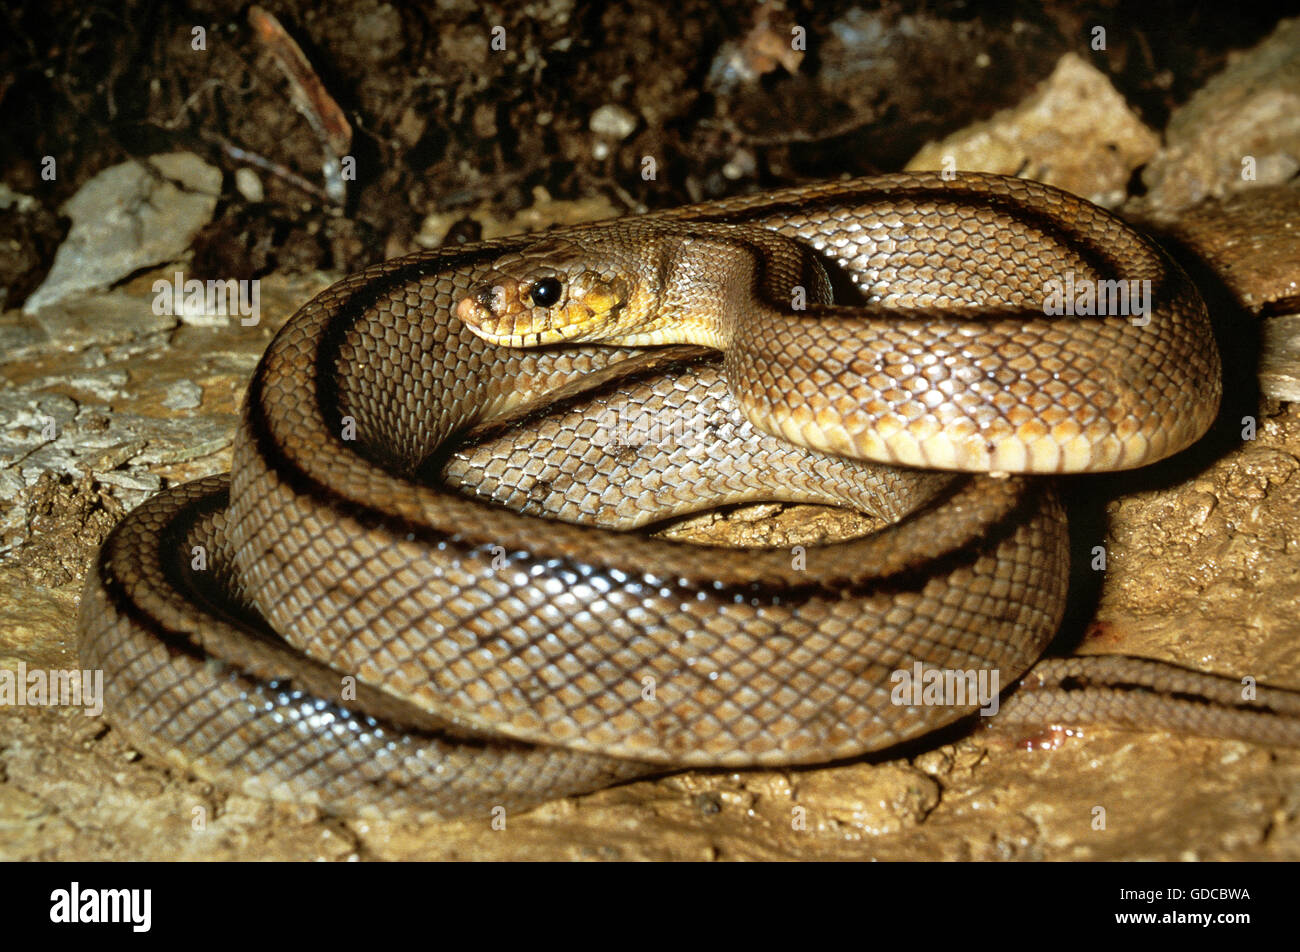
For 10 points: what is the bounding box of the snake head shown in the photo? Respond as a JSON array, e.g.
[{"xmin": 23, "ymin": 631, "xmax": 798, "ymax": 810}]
[{"xmin": 455, "ymin": 236, "xmax": 638, "ymax": 347}]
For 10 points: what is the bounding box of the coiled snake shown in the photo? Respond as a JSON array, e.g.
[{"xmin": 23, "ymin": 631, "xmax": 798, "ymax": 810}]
[{"xmin": 77, "ymin": 172, "xmax": 1300, "ymax": 820}]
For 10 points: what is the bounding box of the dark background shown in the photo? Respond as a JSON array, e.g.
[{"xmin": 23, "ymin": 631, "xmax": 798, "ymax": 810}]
[{"xmin": 3, "ymin": 0, "xmax": 1297, "ymax": 305}]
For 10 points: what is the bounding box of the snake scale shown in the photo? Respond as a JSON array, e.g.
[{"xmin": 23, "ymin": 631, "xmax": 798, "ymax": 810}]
[{"xmin": 77, "ymin": 172, "xmax": 1300, "ymax": 820}]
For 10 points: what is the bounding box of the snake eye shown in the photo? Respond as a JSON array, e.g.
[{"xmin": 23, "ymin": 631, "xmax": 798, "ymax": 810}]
[{"xmin": 529, "ymin": 277, "xmax": 563, "ymax": 308}]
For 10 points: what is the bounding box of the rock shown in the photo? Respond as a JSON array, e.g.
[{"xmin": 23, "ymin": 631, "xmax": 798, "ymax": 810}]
[
  {"xmin": 906, "ymin": 52, "xmax": 1159, "ymax": 206},
  {"xmin": 1165, "ymin": 185, "xmax": 1300, "ymax": 312},
  {"xmin": 589, "ymin": 104, "xmax": 639, "ymax": 140},
  {"xmin": 1160, "ymin": 185, "xmax": 1300, "ymax": 401},
  {"xmin": 1261, "ymin": 318, "xmax": 1300, "ymax": 403},
  {"xmin": 28, "ymin": 290, "xmax": 178, "ymax": 352},
  {"xmin": 162, "ymin": 380, "xmax": 204, "ymax": 411},
  {"xmin": 1141, "ymin": 18, "xmax": 1300, "ymax": 217},
  {"xmin": 234, "ymin": 167, "xmax": 264, "ymax": 203},
  {"xmin": 22, "ymin": 153, "xmax": 222, "ymax": 315}
]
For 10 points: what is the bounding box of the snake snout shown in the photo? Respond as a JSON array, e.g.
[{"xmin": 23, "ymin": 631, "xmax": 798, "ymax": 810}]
[
  {"xmin": 456, "ymin": 279, "xmax": 517, "ymax": 331},
  {"xmin": 476, "ymin": 280, "xmax": 515, "ymax": 315}
]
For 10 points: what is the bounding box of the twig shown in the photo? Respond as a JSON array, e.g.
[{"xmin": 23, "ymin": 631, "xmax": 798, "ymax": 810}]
[{"xmin": 248, "ymin": 5, "xmax": 353, "ymax": 206}]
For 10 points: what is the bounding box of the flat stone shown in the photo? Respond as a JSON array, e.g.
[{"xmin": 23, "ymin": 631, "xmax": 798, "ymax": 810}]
[
  {"xmin": 22, "ymin": 153, "xmax": 222, "ymax": 315},
  {"xmin": 0, "ymin": 320, "xmax": 46, "ymax": 361},
  {"xmin": 1262, "ymin": 316, "xmax": 1300, "ymax": 402},
  {"xmin": 162, "ymin": 380, "xmax": 204, "ymax": 410},
  {"xmin": 1164, "ymin": 185, "xmax": 1300, "ymax": 311},
  {"xmin": 28, "ymin": 289, "xmax": 178, "ymax": 351},
  {"xmin": 1141, "ymin": 18, "xmax": 1300, "ymax": 217},
  {"xmin": 94, "ymin": 470, "xmax": 162, "ymax": 493},
  {"xmin": 33, "ymin": 370, "xmax": 129, "ymax": 402}
]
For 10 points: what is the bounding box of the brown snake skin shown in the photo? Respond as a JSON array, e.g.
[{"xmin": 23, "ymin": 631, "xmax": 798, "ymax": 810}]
[{"xmin": 77, "ymin": 172, "xmax": 1300, "ymax": 820}]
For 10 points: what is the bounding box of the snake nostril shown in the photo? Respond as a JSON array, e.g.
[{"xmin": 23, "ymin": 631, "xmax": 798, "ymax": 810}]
[{"xmin": 476, "ymin": 286, "xmax": 498, "ymax": 310}]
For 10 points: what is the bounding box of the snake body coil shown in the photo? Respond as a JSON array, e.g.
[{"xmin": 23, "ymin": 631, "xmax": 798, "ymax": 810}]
[{"xmin": 77, "ymin": 173, "xmax": 1298, "ymax": 820}]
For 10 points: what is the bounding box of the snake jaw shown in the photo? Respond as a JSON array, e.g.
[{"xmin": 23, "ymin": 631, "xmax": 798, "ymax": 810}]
[{"xmin": 456, "ymin": 270, "xmax": 635, "ymax": 347}]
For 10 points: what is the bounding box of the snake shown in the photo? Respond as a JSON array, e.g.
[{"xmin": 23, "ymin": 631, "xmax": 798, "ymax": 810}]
[{"xmin": 76, "ymin": 172, "xmax": 1300, "ymax": 821}]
